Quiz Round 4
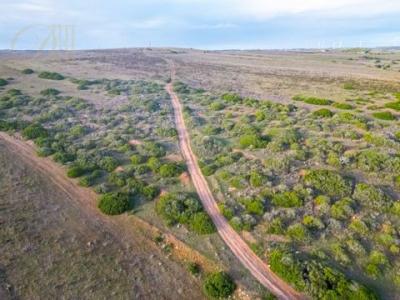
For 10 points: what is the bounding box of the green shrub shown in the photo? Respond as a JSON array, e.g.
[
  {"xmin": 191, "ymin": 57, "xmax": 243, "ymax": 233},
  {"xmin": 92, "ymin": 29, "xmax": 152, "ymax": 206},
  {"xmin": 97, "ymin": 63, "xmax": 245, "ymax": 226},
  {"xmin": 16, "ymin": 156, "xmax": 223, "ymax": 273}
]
[
  {"xmin": 249, "ymin": 171, "xmax": 264, "ymax": 187},
  {"xmin": 156, "ymin": 192, "xmax": 202, "ymax": 226},
  {"xmin": 98, "ymin": 192, "xmax": 130, "ymax": 215},
  {"xmin": 357, "ymin": 150, "xmax": 388, "ymax": 172},
  {"xmin": 287, "ymin": 223, "xmax": 308, "ymax": 241},
  {"xmin": 333, "ymin": 102, "xmax": 354, "ymax": 110},
  {"xmin": 372, "ymin": 111, "xmax": 396, "ymax": 121},
  {"xmin": 222, "ymin": 93, "xmax": 242, "ymax": 103},
  {"xmin": 304, "ymin": 169, "xmax": 352, "ymax": 198},
  {"xmin": 203, "ymin": 272, "xmax": 236, "ymax": 299},
  {"xmin": 40, "ymin": 88, "xmax": 61, "ymax": 96},
  {"xmin": 158, "ymin": 162, "xmax": 183, "ymax": 177},
  {"xmin": 67, "ymin": 166, "xmax": 85, "ymax": 178},
  {"xmin": 313, "ymin": 108, "xmax": 334, "ymax": 118},
  {"xmin": 384, "ymin": 101, "xmax": 400, "ymax": 111},
  {"xmin": 173, "ymin": 81, "xmax": 190, "ymax": 94},
  {"xmin": 130, "ymin": 154, "xmax": 146, "ymax": 165},
  {"xmin": 293, "ymin": 95, "xmax": 332, "ymax": 105},
  {"xmin": 187, "ymin": 262, "xmax": 201, "ymax": 276},
  {"xmin": 99, "ymin": 156, "xmax": 119, "ymax": 172},
  {"xmin": 243, "ymin": 198, "xmax": 264, "ymax": 216},
  {"xmin": 331, "ymin": 197, "xmax": 354, "ymax": 220},
  {"xmin": 22, "ymin": 68, "xmax": 34, "ymax": 74},
  {"xmin": 138, "ymin": 141, "xmax": 166, "ymax": 157},
  {"xmin": 147, "ymin": 157, "xmax": 161, "ymax": 172},
  {"xmin": 343, "ymin": 82, "xmax": 355, "ymax": 90},
  {"xmin": 302, "ymin": 215, "xmax": 324, "ymax": 230},
  {"xmin": 38, "ymin": 71, "xmax": 64, "ymax": 80},
  {"xmin": 353, "ymin": 183, "xmax": 391, "ymax": 210},
  {"xmin": 272, "ymin": 191, "xmax": 302, "ymax": 208},
  {"xmin": 218, "ymin": 203, "xmax": 234, "ymax": 220},
  {"xmin": 22, "ymin": 123, "xmax": 48, "ymax": 140},
  {"xmin": 239, "ymin": 134, "xmax": 266, "ymax": 148},
  {"xmin": 7, "ymin": 88, "xmax": 22, "ymax": 96},
  {"xmin": 268, "ymin": 249, "xmax": 305, "ymax": 290},
  {"xmin": 201, "ymin": 163, "xmax": 218, "ymax": 176},
  {"xmin": 0, "ymin": 78, "xmax": 8, "ymax": 86},
  {"xmin": 142, "ymin": 185, "xmax": 159, "ymax": 200},
  {"xmin": 209, "ymin": 102, "xmax": 225, "ymax": 111},
  {"xmin": 190, "ymin": 212, "xmax": 215, "ymax": 234}
]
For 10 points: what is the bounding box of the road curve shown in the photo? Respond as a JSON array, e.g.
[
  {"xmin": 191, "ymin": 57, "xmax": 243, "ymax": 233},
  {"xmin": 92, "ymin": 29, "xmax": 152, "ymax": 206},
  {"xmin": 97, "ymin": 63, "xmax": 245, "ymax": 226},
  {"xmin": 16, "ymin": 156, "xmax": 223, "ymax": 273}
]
[{"xmin": 165, "ymin": 64, "xmax": 306, "ymax": 300}]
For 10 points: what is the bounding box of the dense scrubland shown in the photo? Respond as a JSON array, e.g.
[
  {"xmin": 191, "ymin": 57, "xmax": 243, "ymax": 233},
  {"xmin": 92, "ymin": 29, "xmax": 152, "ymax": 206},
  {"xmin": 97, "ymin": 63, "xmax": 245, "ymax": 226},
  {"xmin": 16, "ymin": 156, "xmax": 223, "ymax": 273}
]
[
  {"xmin": 0, "ymin": 68, "xmax": 240, "ymax": 299},
  {"xmin": 174, "ymin": 74, "xmax": 400, "ymax": 298}
]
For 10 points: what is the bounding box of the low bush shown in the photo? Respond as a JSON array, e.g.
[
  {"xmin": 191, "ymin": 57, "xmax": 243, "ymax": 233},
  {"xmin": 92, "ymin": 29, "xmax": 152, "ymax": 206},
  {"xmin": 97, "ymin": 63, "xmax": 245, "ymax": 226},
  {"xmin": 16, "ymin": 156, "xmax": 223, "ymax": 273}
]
[
  {"xmin": 209, "ymin": 102, "xmax": 225, "ymax": 111},
  {"xmin": 22, "ymin": 123, "xmax": 48, "ymax": 140},
  {"xmin": 384, "ymin": 101, "xmax": 400, "ymax": 111},
  {"xmin": 372, "ymin": 111, "xmax": 396, "ymax": 121},
  {"xmin": 98, "ymin": 192, "xmax": 130, "ymax": 215},
  {"xmin": 22, "ymin": 68, "xmax": 34, "ymax": 74},
  {"xmin": 7, "ymin": 89, "xmax": 22, "ymax": 96},
  {"xmin": 239, "ymin": 134, "xmax": 267, "ymax": 148},
  {"xmin": 353, "ymin": 183, "xmax": 391, "ymax": 210},
  {"xmin": 304, "ymin": 169, "xmax": 352, "ymax": 198},
  {"xmin": 333, "ymin": 102, "xmax": 354, "ymax": 110},
  {"xmin": 38, "ymin": 71, "xmax": 64, "ymax": 80},
  {"xmin": 221, "ymin": 93, "xmax": 242, "ymax": 103},
  {"xmin": 293, "ymin": 95, "xmax": 332, "ymax": 105},
  {"xmin": 287, "ymin": 223, "xmax": 308, "ymax": 241},
  {"xmin": 272, "ymin": 191, "xmax": 302, "ymax": 208},
  {"xmin": 313, "ymin": 108, "xmax": 334, "ymax": 118},
  {"xmin": 0, "ymin": 78, "xmax": 8, "ymax": 86},
  {"xmin": 268, "ymin": 248, "xmax": 377, "ymax": 299},
  {"xmin": 187, "ymin": 262, "xmax": 201, "ymax": 276},
  {"xmin": 40, "ymin": 88, "xmax": 61, "ymax": 96},
  {"xmin": 203, "ymin": 272, "xmax": 236, "ymax": 299},
  {"xmin": 99, "ymin": 156, "xmax": 119, "ymax": 172},
  {"xmin": 138, "ymin": 141, "xmax": 166, "ymax": 157},
  {"xmin": 156, "ymin": 192, "xmax": 202, "ymax": 225},
  {"xmin": 331, "ymin": 197, "xmax": 354, "ymax": 220},
  {"xmin": 158, "ymin": 162, "xmax": 183, "ymax": 177},
  {"xmin": 190, "ymin": 212, "xmax": 216, "ymax": 234},
  {"xmin": 243, "ymin": 198, "xmax": 265, "ymax": 216},
  {"xmin": 67, "ymin": 166, "xmax": 86, "ymax": 178}
]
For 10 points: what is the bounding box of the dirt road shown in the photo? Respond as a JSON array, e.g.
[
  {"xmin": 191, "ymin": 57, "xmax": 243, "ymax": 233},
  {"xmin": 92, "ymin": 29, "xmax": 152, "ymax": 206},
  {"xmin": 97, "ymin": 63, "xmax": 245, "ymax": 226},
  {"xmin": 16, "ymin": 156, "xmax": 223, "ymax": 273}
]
[{"xmin": 166, "ymin": 65, "xmax": 306, "ymax": 300}]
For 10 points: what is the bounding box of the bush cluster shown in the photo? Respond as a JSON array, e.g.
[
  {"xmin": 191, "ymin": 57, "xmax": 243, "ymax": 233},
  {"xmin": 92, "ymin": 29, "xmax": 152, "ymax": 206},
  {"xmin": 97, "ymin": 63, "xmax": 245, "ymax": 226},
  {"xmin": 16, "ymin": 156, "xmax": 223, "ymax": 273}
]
[
  {"xmin": 38, "ymin": 71, "xmax": 65, "ymax": 80},
  {"xmin": 203, "ymin": 272, "xmax": 236, "ymax": 299}
]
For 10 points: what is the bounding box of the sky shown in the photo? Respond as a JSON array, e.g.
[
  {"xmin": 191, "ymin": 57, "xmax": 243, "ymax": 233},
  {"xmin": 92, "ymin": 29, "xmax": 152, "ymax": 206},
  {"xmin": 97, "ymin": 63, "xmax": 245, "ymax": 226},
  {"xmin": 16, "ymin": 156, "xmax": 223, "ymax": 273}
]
[{"xmin": 1, "ymin": 0, "xmax": 400, "ymax": 50}]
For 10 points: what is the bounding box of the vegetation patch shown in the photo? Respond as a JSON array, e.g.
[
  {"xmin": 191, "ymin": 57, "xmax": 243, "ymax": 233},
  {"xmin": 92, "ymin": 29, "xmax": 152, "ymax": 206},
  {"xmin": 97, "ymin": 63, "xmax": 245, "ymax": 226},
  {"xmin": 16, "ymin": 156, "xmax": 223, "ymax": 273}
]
[
  {"xmin": 293, "ymin": 95, "xmax": 332, "ymax": 106},
  {"xmin": 372, "ymin": 111, "xmax": 396, "ymax": 121},
  {"xmin": 21, "ymin": 68, "xmax": 34, "ymax": 74},
  {"xmin": 313, "ymin": 108, "xmax": 334, "ymax": 118},
  {"xmin": 203, "ymin": 272, "xmax": 236, "ymax": 299},
  {"xmin": 304, "ymin": 169, "xmax": 352, "ymax": 198},
  {"xmin": 98, "ymin": 192, "xmax": 130, "ymax": 215},
  {"xmin": 38, "ymin": 71, "xmax": 65, "ymax": 80}
]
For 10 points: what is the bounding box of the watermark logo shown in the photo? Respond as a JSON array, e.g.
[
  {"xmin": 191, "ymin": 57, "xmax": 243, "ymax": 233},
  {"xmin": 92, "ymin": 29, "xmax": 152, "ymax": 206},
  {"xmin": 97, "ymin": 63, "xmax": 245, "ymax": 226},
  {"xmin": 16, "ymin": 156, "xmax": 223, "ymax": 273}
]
[{"xmin": 11, "ymin": 24, "xmax": 75, "ymax": 55}]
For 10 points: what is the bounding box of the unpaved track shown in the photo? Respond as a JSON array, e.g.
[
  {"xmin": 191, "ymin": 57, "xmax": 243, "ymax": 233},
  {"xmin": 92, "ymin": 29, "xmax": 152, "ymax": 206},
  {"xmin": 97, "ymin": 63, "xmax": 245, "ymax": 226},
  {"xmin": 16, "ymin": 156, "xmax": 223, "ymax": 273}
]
[{"xmin": 166, "ymin": 64, "xmax": 306, "ymax": 300}]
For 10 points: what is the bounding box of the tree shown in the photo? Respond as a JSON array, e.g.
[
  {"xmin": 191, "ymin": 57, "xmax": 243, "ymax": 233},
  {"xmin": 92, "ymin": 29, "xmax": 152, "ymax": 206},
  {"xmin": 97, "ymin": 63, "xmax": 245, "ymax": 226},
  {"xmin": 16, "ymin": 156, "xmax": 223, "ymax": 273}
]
[
  {"xmin": 98, "ymin": 192, "xmax": 130, "ymax": 215},
  {"xmin": 203, "ymin": 272, "xmax": 236, "ymax": 299}
]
